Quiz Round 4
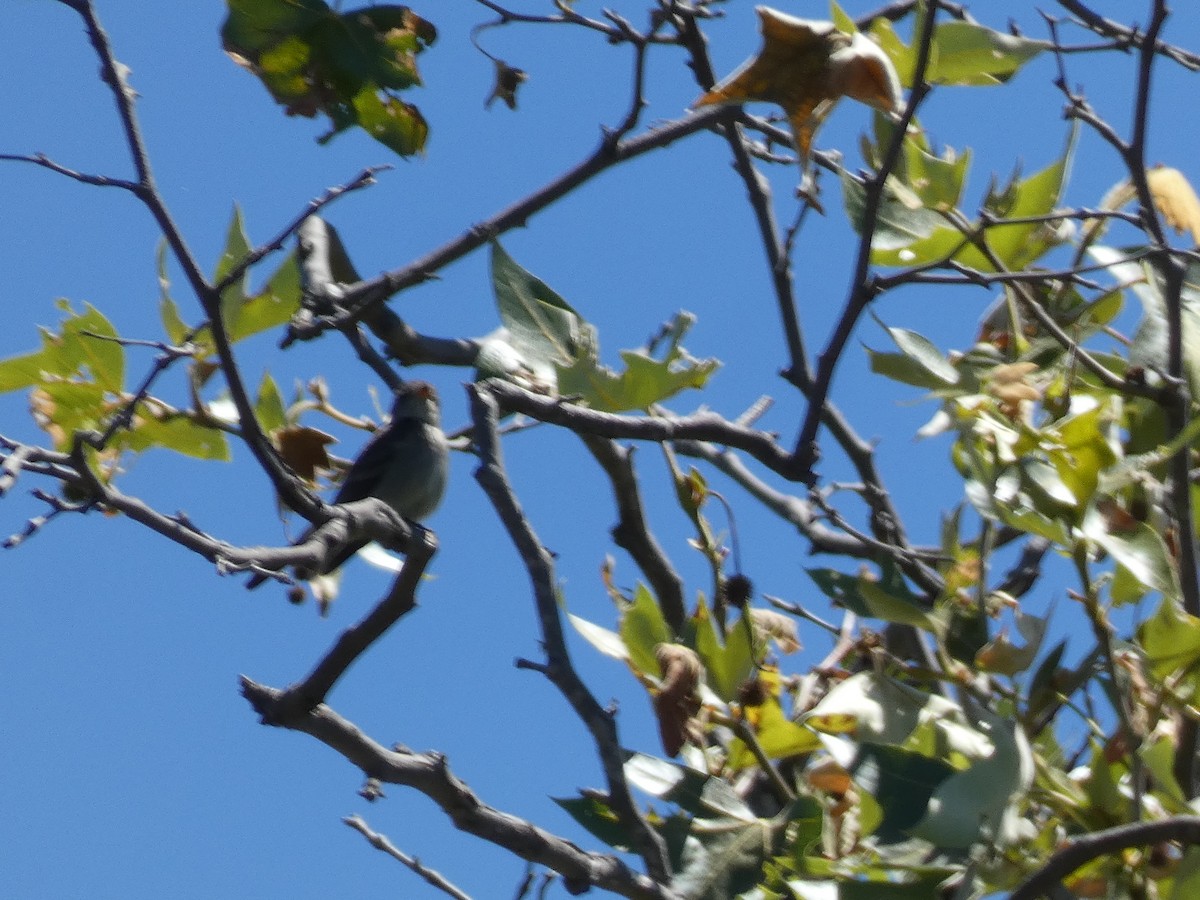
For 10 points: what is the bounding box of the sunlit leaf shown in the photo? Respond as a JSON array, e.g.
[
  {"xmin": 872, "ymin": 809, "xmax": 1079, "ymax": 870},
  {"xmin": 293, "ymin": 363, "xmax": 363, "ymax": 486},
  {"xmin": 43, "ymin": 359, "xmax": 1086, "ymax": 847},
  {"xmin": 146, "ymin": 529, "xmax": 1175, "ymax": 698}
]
[
  {"xmin": 691, "ymin": 598, "xmax": 756, "ymax": 702},
  {"xmin": 927, "ymin": 21, "xmax": 1047, "ymax": 86},
  {"xmin": 222, "ymin": 0, "xmax": 436, "ymax": 155},
  {"xmin": 553, "ymin": 794, "xmax": 632, "ymax": 851},
  {"xmin": 728, "ymin": 698, "xmax": 820, "ymax": 769},
  {"xmin": 880, "ymin": 321, "xmax": 959, "ymax": 385},
  {"xmin": 569, "ymin": 612, "xmax": 630, "ymax": 662},
  {"xmin": 1081, "ymin": 503, "xmax": 1178, "ymax": 602},
  {"xmin": 490, "ymin": 240, "xmax": 582, "ymax": 379},
  {"xmin": 214, "ymin": 206, "xmax": 252, "ymax": 332},
  {"xmin": 853, "ymin": 743, "xmax": 956, "ymax": 841},
  {"xmin": 255, "ymin": 373, "xmax": 287, "ymax": 435},
  {"xmin": 230, "ymin": 251, "xmax": 303, "ymax": 342},
  {"xmin": 1139, "ymin": 597, "xmax": 1200, "ymax": 682},
  {"xmin": 556, "ymin": 313, "xmax": 720, "ymax": 412},
  {"xmin": 122, "ymin": 410, "xmax": 232, "ymax": 461},
  {"xmin": 619, "ymin": 583, "xmax": 673, "ymax": 678}
]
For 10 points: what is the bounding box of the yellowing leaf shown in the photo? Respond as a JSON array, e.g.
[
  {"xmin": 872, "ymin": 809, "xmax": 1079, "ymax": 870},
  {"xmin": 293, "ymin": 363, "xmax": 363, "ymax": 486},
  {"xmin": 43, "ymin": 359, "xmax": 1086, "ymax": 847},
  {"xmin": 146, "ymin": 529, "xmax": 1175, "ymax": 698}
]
[
  {"xmin": 694, "ymin": 7, "xmax": 901, "ymax": 161},
  {"xmin": 1148, "ymin": 166, "xmax": 1200, "ymax": 247}
]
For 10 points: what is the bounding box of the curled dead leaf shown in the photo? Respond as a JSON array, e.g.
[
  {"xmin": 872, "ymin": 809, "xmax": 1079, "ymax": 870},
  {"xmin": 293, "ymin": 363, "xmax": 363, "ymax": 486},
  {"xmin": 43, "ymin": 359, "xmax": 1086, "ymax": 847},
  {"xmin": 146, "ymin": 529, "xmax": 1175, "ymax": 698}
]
[
  {"xmin": 653, "ymin": 643, "xmax": 704, "ymax": 756},
  {"xmin": 693, "ymin": 7, "xmax": 902, "ymax": 162},
  {"xmin": 1147, "ymin": 166, "xmax": 1200, "ymax": 247}
]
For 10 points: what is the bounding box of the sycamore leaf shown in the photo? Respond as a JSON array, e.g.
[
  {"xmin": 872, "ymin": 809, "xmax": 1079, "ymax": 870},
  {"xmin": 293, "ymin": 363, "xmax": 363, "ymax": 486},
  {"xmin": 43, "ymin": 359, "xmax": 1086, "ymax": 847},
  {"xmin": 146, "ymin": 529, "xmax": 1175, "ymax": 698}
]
[
  {"xmin": 694, "ymin": 6, "xmax": 901, "ymax": 161},
  {"xmin": 555, "ymin": 312, "xmax": 719, "ymax": 412},
  {"xmin": 274, "ymin": 424, "xmax": 336, "ymax": 482},
  {"xmin": 491, "ymin": 240, "xmax": 582, "ymax": 382},
  {"xmin": 222, "ymin": 0, "xmax": 436, "ymax": 156}
]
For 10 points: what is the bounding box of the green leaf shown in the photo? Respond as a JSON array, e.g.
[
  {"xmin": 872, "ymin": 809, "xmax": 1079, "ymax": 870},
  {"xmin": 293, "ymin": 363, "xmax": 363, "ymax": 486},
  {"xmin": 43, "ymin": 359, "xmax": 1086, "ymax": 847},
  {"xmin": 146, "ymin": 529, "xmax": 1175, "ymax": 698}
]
[
  {"xmin": 808, "ymin": 563, "xmax": 942, "ymax": 634},
  {"xmin": 691, "ymin": 600, "xmax": 756, "ymax": 703},
  {"xmin": 906, "ymin": 144, "xmax": 971, "ymax": 213},
  {"xmin": 1171, "ymin": 848, "xmax": 1200, "ymax": 900},
  {"xmin": 853, "ymin": 743, "xmax": 957, "ymax": 841},
  {"xmin": 907, "ymin": 708, "xmax": 1033, "ymax": 848},
  {"xmin": 229, "ymin": 251, "xmax": 303, "ymax": 342},
  {"xmin": 491, "ymin": 240, "xmax": 582, "ymax": 375},
  {"xmin": 957, "ymin": 129, "xmax": 1076, "ymax": 272},
  {"xmin": 0, "ymin": 347, "xmax": 56, "ymax": 393},
  {"xmin": 157, "ymin": 241, "xmax": 191, "ymax": 347},
  {"xmin": 61, "ymin": 303, "xmax": 123, "ymax": 394},
  {"xmin": 866, "ymin": 348, "xmax": 955, "ymax": 390},
  {"xmin": 728, "ymin": 699, "xmax": 821, "ymax": 769},
  {"xmin": 929, "ymin": 21, "xmax": 1047, "ymax": 86},
  {"xmin": 120, "ymin": 412, "xmax": 232, "ymax": 461},
  {"xmin": 559, "ymin": 340, "xmax": 720, "ymax": 413},
  {"xmin": 348, "ymin": 87, "xmax": 428, "ymax": 157},
  {"xmin": 553, "ymin": 795, "xmax": 633, "ymax": 851},
  {"xmin": 859, "ymin": 579, "xmax": 944, "ymax": 634},
  {"xmin": 975, "ymin": 610, "xmax": 1047, "ymax": 676},
  {"xmin": 869, "ymin": 16, "xmax": 928, "ymax": 90},
  {"xmin": 222, "ymin": 0, "xmax": 436, "ymax": 156},
  {"xmin": 1081, "ymin": 503, "xmax": 1179, "ymax": 602},
  {"xmin": 568, "ymin": 612, "xmax": 631, "ymax": 663},
  {"xmin": 255, "ymin": 373, "xmax": 287, "ymax": 434},
  {"xmin": 37, "ymin": 379, "xmax": 108, "ymax": 442},
  {"xmin": 1139, "ymin": 597, "xmax": 1200, "ymax": 682},
  {"xmin": 214, "ymin": 206, "xmax": 252, "ymax": 332},
  {"xmin": 840, "ymin": 877, "xmax": 945, "ymax": 900},
  {"xmin": 222, "ymin": 0, "xmax": 326, "ymax": 53},
  {"xmin": 1022, "ymin": 457, "xmax": 1078, "ymax": 510},
  {"xmin": 1140, "ymin": 733, "xmax": 1188, "ymax": 811},
  {"xmin": 556, "ymin": 312, "xmax": 719, "ymax": 412},
  {"xmin": 671, "ymin": 817, "xmax": 777, "ymax": 900},
  {"xmin": 829, "ymin": 0, "xmax": 856, "ymax": 35},
  {"xmin": 1081, "ymin": 739, "xmax": 1125, "ymax": 819},
  {"xmin": 881, "ymin": 321, "xmax": 959, "ymax": 386},
  {"xmin": 841, "ymin": 170, "xmax": 964, "ymax": 266},
  {"xmin": 0, "ymin": 302, "xmax": 126, "ymax": 397},
  {"xmin": 805, "ymin": 671, "xmax": 952, "ymax": 745},
  {"xmin": 619, "ymin": 584, "xmax": 673, "ymax": 677},
  {"xmin": 622, "ymin": 752, "xmax": 752, "ymax": 820}
]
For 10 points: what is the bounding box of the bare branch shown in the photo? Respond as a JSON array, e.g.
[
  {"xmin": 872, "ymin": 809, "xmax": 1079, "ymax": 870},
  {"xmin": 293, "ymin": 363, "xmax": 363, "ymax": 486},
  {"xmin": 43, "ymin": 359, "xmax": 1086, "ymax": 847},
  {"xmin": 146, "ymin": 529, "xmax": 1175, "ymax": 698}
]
[
  {"xmin": 483, "ymin": 379, "xmax": 797, "ymax": 478},
  {"xmin": 240, "ymin": 679, "xmax": 682, "ymax": 900},
  {"xmin": 282, "ymin": 106, "xmax": 731, "ymax": 345},
  {"xmin": 469, "ymin": 383, "xmax": 672, "ymax": 883}
]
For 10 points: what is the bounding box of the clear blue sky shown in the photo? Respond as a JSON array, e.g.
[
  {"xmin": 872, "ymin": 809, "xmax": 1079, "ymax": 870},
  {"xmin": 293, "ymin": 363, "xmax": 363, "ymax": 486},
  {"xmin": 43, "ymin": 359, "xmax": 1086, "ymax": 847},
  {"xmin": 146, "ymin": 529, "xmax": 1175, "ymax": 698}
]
[{"xmin": 3, "ymin": 2, "xmax": 1198, "ymax": 898}]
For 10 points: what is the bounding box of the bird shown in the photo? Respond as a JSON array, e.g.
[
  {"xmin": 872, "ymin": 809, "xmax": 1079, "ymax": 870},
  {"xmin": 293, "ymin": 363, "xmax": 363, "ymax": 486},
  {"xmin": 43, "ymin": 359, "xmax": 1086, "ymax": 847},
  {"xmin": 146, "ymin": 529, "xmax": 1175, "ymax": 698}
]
[{"xmin": 247, "ymin": 380, "xmax": 449, "ymax": 589}]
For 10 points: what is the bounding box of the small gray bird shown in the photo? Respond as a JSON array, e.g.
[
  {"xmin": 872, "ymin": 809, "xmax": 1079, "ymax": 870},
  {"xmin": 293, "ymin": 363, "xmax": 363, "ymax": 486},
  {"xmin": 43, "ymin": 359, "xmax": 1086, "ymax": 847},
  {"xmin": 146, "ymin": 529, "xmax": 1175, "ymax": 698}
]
[{"xmin": 247, "ymin": 381, "xmax": 449, "ymax": 588}]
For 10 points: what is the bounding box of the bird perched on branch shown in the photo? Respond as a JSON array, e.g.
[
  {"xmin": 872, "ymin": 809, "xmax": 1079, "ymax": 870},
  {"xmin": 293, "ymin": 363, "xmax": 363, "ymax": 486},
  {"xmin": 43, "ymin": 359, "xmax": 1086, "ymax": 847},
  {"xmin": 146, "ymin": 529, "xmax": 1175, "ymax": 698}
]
[{"xmin": 247, "ymin": 380, "xmax": 449, "ymax": 589}]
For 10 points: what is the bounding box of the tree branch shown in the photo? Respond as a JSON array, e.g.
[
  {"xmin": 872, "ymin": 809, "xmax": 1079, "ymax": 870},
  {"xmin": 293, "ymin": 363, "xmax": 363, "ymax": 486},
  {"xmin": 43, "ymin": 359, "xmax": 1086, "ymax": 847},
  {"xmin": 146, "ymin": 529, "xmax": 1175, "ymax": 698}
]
[
  {"xmin": 1008, "ymin": 816, "xmax": 1200, "ymax": 900},
  {"xmin": 469, "ymin": 383, "xmax": 672, "ymax": 883},
  {"xmin": 240, "ymin": 679, "xmax": 682, "ymax": 900}
]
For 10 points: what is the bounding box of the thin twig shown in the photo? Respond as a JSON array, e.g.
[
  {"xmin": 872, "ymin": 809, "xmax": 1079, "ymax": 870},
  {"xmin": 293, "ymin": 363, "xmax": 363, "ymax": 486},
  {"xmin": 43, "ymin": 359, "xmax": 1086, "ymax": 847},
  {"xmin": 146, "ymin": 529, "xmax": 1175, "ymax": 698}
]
[{"xmin": 343, "ymin": 815, "xmax": 472, "ymax": 900}]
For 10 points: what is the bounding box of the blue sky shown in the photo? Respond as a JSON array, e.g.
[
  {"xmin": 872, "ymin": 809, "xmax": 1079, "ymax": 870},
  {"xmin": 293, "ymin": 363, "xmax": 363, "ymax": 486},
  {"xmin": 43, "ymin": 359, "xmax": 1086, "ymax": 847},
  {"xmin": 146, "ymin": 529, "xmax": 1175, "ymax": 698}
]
[{"xmin": 3, "ymin": 2, "xmax": 1200, "ymax": 898}]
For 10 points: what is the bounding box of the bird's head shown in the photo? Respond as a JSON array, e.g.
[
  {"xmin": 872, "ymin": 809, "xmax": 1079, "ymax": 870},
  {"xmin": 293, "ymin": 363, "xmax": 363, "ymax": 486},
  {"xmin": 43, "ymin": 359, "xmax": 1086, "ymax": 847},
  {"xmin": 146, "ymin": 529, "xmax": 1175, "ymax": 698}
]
[{"xmin": 394, "ymin": 381, "xmax": 441, "ymax": 426}]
